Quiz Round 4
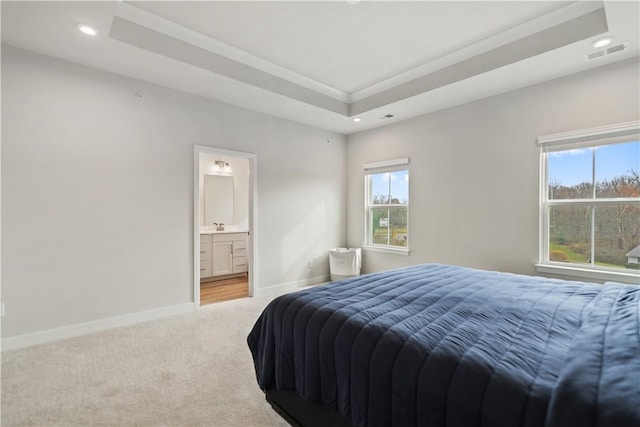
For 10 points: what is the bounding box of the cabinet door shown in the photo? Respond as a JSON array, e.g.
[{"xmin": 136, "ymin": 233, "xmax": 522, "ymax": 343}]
[{"xmin": 211, "ymin": 241, "xmax": 233, "ymax": 276}]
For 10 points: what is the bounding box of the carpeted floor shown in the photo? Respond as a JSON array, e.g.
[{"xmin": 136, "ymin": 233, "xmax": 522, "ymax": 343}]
[{"xmin": 1, "ymin": 297, "xmax": 289, "ymax": 426}]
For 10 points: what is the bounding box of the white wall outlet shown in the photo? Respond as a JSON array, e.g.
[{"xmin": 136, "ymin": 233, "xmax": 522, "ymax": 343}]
[
  {"xmin": 307, "ymin": 260, "xmax": 313, "ymax": 269},
  {"xmin": 1, "ymin": 303, "xmax": 5, "ymax": 317}
]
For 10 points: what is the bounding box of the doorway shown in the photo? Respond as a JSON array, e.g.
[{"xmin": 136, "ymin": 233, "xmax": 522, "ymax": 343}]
[{"xmin": 193, "ymin": 146, "xmax": 257, "ymax": 306}]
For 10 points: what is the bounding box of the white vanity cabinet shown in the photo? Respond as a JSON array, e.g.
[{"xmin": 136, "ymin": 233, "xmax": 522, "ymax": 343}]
[{"xmin": 200, "ymin": 232, "xmax": 248, "ymax": 279}]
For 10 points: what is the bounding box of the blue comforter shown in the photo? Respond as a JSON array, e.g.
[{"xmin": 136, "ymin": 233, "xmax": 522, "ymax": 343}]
[{"xmin": 247, "ymin": 264, "xmax": 640, "ymax": 427}]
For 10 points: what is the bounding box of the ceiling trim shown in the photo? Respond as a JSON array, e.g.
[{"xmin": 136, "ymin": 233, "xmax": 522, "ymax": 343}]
[
  {"xmin": 115, "ymin": 1, "xmax": 351, "ymax": 103},
  {"xmin": 110, "ymin": 2, "xmax": 609, "ymax": 120},
  {"xmin": 109, "ymin": 16, "xmax": 350, "ymax": 116},
  {"xmin": 351, "ymin": 6, "xmax": 608, "ymax": 115},
  {"xmin": 349, "ymin": 1, "xmax": 605, "ymax": 102}
]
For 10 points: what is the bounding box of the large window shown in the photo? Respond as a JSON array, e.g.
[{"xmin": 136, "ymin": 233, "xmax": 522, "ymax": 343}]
[
  {"xmin": 539, "ymin": 122, "xmax": 640, "ymax": 281},
  {"xmin": 364, "ymin": 158, "xmax": 409, "ymax": 252}
]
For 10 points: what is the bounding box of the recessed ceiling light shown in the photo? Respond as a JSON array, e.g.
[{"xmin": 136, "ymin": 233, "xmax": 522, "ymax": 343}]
[
  {"xmin": 77, "ymin": 24, "xmax": 97, "ymax": 36},
  {"xmin": 353, "ymin": 117, "xmax": 361, "ymax": 122},
  {"xmin": 592, "ymin": 37, "xmax": 612, "ymax": 48}
]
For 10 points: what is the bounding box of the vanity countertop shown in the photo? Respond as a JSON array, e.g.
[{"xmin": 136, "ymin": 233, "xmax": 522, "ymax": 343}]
[{"xmin": 200, "ymin": 227, "xmax": 248, "ymax": 235}]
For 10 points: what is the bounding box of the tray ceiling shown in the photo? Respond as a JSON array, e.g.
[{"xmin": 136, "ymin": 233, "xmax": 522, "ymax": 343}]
[{"xmin": 1, "ymin": 1, "xmax": 638, "ymax": 134}]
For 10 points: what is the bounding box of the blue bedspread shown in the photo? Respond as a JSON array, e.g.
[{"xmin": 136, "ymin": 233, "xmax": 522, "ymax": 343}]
[{"xmin": 247, "ymin": 264, "xmax": 640, "ymax": 427}]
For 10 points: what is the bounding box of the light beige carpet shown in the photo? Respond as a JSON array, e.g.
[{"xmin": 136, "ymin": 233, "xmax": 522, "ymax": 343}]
[{"xmin": 1, "ymin": 297, "xmax": 289, "ymax": 426}]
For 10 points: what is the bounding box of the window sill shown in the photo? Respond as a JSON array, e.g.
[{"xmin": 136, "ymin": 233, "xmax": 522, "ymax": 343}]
[
  {"xmin": 362, "ymin": 245, "xmax": 409, "ymax": 256},
  {"xmin": 535, "ymin": 263, "xmax": 640, "ymax": 285}
]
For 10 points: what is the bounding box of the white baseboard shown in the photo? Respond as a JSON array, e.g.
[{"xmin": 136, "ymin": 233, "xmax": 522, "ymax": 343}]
[
  {"xmin": 254, "ymin": 274, "xmax": 330, "ymax": 299},
  {"xmin": 2, "ymin": 275, "xmax": 330, "ymax": 351},
  {"xmin": 1, "ymin": 302, "xmax": 196, "ymax": 351}
]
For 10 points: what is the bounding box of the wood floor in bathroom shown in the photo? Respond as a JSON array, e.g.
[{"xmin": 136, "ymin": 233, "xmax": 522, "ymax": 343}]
[{"xmin": 200, "ymin": 276, "xmax": 249, "ymax": 306}]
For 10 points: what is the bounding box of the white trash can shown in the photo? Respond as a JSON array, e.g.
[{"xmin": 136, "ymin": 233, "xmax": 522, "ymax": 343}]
[{"xmin": 329, "ymin": 248, "xmax": 362, "ymax": 281}]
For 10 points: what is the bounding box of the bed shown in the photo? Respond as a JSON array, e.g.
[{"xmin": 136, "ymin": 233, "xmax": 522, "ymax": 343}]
[{"xmin": 247, "ymin": 263, "xmax": 640, "ymax": 427}]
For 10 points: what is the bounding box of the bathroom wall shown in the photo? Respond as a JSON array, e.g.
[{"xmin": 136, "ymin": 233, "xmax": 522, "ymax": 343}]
[{"xmin": 199, "ymin": 154, "xmax": 250, "ymax": 229}]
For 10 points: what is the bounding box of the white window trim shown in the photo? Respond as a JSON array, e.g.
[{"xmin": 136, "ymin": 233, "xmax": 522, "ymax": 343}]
[
  {"xmin": 537, "ymin": 121, "xmax": 640, "ymax": 284},
  {"xmin": 362, "ymin": 245, "xmax": 410, "ymax": 256},
  {"xmin": 364, "ymin": 158, "xmax": 410, "ymax": 254},
  {"xmin": 535, "ymin": 263, "xmax": 639, "ymax": 284}
]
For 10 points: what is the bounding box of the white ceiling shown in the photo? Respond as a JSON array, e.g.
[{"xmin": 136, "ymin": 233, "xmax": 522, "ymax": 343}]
[{"xmin": 1, "ymin": 1, "xmax": 638, "ymax": 135}]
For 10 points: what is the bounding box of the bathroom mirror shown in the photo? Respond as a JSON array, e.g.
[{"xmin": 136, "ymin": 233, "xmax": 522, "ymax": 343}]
[{"xmin": 204, "ymin": 174, "xmax": 234, "ymax": 226}]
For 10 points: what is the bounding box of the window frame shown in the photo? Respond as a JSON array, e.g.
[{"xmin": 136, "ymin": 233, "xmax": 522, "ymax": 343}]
[
  {"xmin": 363, "ymin": 158, "xmax": 410, "ymax": 255},
  {"xmin": 537, "ymin": 121, "xmax": 640, "ymax": 284}
]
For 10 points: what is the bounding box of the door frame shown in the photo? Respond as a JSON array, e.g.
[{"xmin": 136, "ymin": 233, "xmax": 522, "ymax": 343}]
[{"xmin": 193, "ymin": 145, "xmax": 258, "ymax": 306}]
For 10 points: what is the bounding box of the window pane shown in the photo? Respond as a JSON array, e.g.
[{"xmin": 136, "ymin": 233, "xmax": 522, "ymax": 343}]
[
  {"xmin": 371, "ymin": 173, "xmax": 390, "ymax": 204},
  {"xmin": 548, "ymin": 205, "xmax": 591, "ymax": 264},
  {"xmin": 548, "ymin": 148, "xmax": 593, "ymax": 199},
  {"xmin": 370, "ymin": 170, "xmax": 408, "ymax": 204},
  {"xmin": 594, "ymin": 204, "xmax": 640, "ymax": 270},
  {"xmin": 595, "ymin": 141, "xmax": 640, "ymax": 198},
  {"xmin": 389, "ymin": 171, "xmax": 409, "ymax": 205},
  {"xmin": 371, "ymin": 207, "xmax": 389, "ymax": 245},
  {"xmin": 389, "ymin": 207, "xmax": 408, "ymax": 247}
]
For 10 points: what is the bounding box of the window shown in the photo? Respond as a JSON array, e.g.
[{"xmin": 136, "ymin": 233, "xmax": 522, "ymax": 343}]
[
  {"xmin": 538, "ymin": 122, "xmax": 640, "ymax": 282},
  {"xmin": 364, "ymin": 158, "xmax": 409, "ymax": 252}
]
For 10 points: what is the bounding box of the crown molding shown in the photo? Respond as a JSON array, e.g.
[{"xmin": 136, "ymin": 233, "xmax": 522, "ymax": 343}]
[
  {"xmin": 114, "ymin": 1, "xmax": 351, "ymax": 103},
  {"xmin": 114, "ymin": 1, "xmax": 607, "ymax": 113},
  {"xmin": 350, "ymin": 1, "xmax": 605, "ymax": 102}
]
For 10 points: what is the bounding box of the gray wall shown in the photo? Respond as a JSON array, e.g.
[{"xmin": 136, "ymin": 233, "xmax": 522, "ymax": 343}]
[
  {"xmin": 1, "ymin": 46, "xmax": 347, "ymax": 338},
  {"xmin": 3, "ymin": 44, "xmax": 638, "ymax": 340},
  {"xmin": 347, "ymin": 57, "xmax": 640, "ymax": 276}
]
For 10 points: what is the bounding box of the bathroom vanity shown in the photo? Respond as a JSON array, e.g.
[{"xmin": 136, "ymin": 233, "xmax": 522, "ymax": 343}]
[{"xmin": 200, "ymin": 231, "xmax": 248, "ymax": 279}]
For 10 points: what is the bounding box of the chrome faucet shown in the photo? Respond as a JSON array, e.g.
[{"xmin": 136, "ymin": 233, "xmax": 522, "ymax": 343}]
[{"xmin": 213, "ymin": 222, "xmax": 225, "ymax": 231}]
